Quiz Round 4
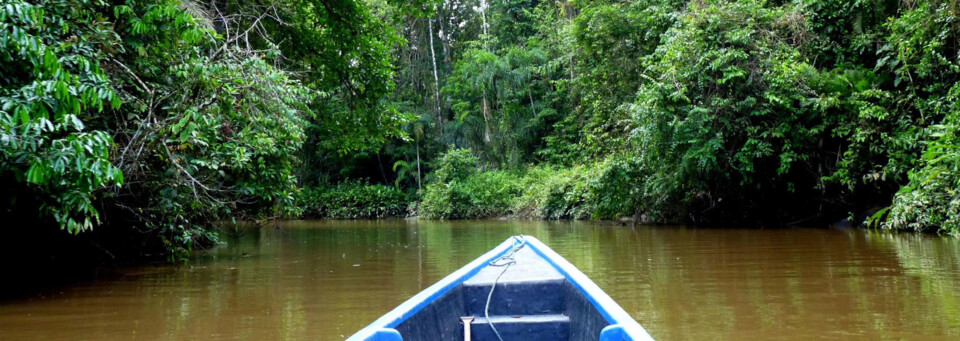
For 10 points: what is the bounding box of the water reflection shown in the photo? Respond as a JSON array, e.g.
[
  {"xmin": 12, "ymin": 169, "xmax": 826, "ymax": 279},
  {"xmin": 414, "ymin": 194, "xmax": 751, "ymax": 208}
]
[{"xmin": 0, "ymin": 220, "xmax": 958, "ymax": 340}]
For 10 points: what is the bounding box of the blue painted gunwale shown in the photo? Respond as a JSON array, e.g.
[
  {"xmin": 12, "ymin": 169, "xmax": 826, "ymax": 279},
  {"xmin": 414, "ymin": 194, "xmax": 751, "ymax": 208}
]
[{"xmin": 347, "ymin": 236, "xmax": 655, "ymax": 341}]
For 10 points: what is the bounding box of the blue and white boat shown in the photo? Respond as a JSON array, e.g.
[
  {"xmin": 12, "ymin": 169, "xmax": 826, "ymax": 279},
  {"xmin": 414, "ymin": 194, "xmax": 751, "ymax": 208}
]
[{"xmin": 348, "ymin": 235, "xmax": 655, "ymax": 341}]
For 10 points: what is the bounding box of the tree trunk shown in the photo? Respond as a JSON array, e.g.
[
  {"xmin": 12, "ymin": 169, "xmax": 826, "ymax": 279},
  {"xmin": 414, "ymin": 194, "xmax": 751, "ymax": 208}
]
[
  {"xmin": 439, "ymin": 3, "xmax": 452, "ymax": 64},
  {"xmin": 428, "ymin": 18, "xmax": 442, "ymax": 126},
  {"xmin": 480, "ymin": 0, "xmax": 489, "ymax": 38},
  {"xmin": 482, "ymin": 87, "xmax": 492, "ymax": 143},
  {"xmin": 377, "ymin": 152, "xmax": 388, "ymax": 184},
  {"xmin": 416, "ymin": 142, "xmax": 422, "ymax": 190},
  {"xmin": 528, "ymin": 86, "xmax": 536, "ymax": 118}
]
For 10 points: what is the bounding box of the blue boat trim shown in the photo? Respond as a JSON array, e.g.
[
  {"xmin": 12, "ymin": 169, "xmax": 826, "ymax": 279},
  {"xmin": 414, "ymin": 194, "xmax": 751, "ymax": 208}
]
[
  {"xmin": 369, "ymin": 328, "xmax": 403, "ymax": 341},
  {"xmin": 347, "ymin": 236, "xmax": 655, "ymax": 341},
  {"xmin": 599, "ymin": 325, "xmax": 626, "ymax": 341}
]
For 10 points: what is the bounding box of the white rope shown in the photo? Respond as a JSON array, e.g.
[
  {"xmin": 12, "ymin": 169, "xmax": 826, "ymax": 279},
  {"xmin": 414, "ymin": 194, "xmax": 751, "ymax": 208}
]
[{"xmin": 484, "ymin": 235, "xmax": 526, "ymax": 341}]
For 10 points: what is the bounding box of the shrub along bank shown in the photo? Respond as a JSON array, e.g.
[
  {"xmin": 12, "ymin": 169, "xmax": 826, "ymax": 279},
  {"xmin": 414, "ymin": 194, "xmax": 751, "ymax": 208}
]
[
  {"xmin": 418, "ymin": 149, "xmax": 644, "ymax": 221},
  {"xmin": 297, "ymin": 181, "xmax": 409, "ymax": 219}
]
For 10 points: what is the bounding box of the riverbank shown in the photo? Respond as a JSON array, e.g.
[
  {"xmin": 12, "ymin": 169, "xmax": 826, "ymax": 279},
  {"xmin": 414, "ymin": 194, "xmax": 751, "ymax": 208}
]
[
  {"xmin": 307, "ymin": 149, "xmax": 932, "ymax": 230},
  {"xmin": 299, "ymin": 158, "xmax": 953, "ymax": 232}
]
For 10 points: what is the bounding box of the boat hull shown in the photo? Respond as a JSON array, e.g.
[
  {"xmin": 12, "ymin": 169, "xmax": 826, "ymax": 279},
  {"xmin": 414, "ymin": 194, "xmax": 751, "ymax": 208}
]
[{"xmin": 348, "ymin": 236, "xmax": 654, "ymax": 341}]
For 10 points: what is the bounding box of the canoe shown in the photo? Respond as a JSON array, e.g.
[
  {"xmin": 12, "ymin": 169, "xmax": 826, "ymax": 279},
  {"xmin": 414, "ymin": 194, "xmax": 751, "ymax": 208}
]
[{"xmin": 347, "ymin": 235, "xmax": 655, "ymax": 341}]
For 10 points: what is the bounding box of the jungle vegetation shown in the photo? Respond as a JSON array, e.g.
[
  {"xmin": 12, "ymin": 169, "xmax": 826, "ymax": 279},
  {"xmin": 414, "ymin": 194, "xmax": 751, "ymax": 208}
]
[{"xmin": 2, "ymin": 0, "xmax": 959, "ymax": 260}]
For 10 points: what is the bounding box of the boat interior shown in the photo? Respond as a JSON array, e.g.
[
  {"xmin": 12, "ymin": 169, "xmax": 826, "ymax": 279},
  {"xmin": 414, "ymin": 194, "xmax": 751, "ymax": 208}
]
[{"xmin": 393, "ymin": 247, "xmax": 611, "ymax": 341}]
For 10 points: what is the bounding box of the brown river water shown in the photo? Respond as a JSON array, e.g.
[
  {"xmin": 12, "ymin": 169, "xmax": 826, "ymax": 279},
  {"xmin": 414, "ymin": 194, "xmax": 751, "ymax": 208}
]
[{"xmin": 1, "ymin": 220, "xmax": 959, "ymax": 340}]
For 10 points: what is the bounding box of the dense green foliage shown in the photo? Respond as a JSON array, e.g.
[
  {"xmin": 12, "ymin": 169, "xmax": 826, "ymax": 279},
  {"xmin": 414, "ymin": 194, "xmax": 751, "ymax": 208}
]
[
  {"xmin": 0, "ymin": 0, "xmax": 430, "ymax": 260},
  {"xmin": 1, "ymin": 1, "xmax": 124, "ymax": 233},
  {"xmin": 419, "ymin": 148, "xmax": 524, "ymax": 219},
  {"xmin": 382, "ymin": 0, "xmax": 960, "ymax": 233},
  {"xmin": 884, "ymin": 101, "xmax": 960, "ymax": 232},
  {"xmin": 879, "ymin": 3, "xmax": 960, "ymax": 233},
  {"xmin": 298, "ymin": 181, "xmax": 409, "ymax": 219},
  {"xmin": 420, "ymin": 149, "xmax": 628, "ymax": 221},
  {"xmin": 5, "ymin": 0, "xmax": 960, "ymax": 263}
]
